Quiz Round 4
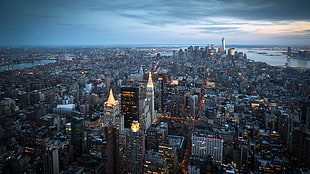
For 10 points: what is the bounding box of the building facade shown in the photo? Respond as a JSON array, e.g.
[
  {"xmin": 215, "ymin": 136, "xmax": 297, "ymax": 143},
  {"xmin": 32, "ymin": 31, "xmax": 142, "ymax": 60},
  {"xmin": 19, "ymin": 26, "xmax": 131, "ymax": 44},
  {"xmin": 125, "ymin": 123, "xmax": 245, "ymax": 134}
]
[
  {"xmin": 191, "ymin": 134, "xmax": 223, "ymax": 164},
  {"xmin": 121, "ymin": 87, "xmax": 140, "ymax": 128},
  {"xmin": 103, "ymin": 89, "xmax": 124, "ymax": 131}
]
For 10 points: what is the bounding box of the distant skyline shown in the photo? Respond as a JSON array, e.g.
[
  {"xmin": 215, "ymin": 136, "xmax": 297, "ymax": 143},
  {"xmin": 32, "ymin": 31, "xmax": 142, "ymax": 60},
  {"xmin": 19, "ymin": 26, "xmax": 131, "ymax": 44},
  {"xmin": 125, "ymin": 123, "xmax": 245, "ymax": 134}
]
[{"xmin": 1, "ymin": 0, "xmax": 310, "ymax": 46}]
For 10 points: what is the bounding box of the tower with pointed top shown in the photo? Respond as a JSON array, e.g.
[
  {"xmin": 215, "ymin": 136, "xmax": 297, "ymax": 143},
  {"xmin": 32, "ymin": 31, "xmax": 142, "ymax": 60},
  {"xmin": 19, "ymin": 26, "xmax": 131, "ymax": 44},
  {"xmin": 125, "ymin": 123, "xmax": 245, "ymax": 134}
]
[
  {"xmin": 145, "ymin": 72, "xmax": 155, "ymax": 129},
  {"xmin": 222, "ymin": 37, "xmax": 226, "ymax": 54},
  {"xmin": 139, "ymin": 65, "xmax": 144, "ymax": 75},
  {"xmin": 103, "ymin": 89, "xmax": 123, "ymax": 131}
]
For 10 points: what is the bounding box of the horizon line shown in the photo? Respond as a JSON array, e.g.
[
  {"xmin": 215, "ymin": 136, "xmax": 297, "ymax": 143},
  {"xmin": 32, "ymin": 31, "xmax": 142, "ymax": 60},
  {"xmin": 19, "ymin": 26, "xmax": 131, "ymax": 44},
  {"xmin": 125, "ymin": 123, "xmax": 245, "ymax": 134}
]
[{"xmin": 0, "ymin": 43, "xmax": 309, "ymax": 48}]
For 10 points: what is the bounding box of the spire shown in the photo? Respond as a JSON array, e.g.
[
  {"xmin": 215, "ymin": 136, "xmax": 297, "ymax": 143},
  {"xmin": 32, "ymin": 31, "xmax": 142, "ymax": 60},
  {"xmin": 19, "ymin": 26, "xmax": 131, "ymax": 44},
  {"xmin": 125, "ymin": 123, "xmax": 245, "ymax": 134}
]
[
  {"xmin": 105, "ymin": 88, "xmax": 119, "ymax": 106},
  {"xmin": 139, "ymin": 66, "xmax": 144, "ymax": 75},
  {"xmin": 222, "ymin": 37, "xmax": 226, "ymax": 51},
  {"xmin": 147, "ymin": 72, "xmax": 154, "ymax": 88}
]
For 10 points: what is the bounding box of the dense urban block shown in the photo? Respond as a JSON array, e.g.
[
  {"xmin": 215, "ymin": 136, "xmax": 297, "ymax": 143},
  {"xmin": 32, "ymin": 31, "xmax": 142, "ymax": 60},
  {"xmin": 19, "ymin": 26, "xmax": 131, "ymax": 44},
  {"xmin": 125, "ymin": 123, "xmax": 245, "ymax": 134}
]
[{"xmin": 0, "ymin": 41, "xmax": 310, "ymax": 173}]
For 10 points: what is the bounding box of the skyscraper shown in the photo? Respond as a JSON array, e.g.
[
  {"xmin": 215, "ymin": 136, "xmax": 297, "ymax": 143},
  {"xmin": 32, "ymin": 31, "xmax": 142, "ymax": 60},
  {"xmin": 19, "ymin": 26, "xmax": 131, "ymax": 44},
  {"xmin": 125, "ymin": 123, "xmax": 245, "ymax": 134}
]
[
  {"xmin": 171, "ymin": 92, "xmax": 185, "ymax": 119},
  {"xmin": 145, "ymin": 72, "xmax": 155, "ymax": 130},
  {"xmin": 124, "ymin": 121, "xmax": 145, "ymax": 174},
  {"xmin": 287, "ymin": 47, "xmax": 292, "ymax": 58},
  {"xmin": 103, "ymin": 123, "xmax": 120, "ymax": 174},
  {"xmin": 143, "ymin": 151, "xmax": 169, "ymax": 173},
  {"xmin": 222, "ymin": 37, "xmax": 226, "ymax": 53},
  {"xmin": 103, "ymin": 89, "xmax": 123, "ymax": 131},
  {"xmin": 43, "ymin": 148, "xmax": 59, "ymax": 174},
  {"xmin": 191, "ymin": 134, "xmax": 223, "ymax": 164},
  {"xmin": 186, "ymin": 95, "xmax": 198, "ymax": 119},
  {"xmin": 159, "ymin": 141, "xmax": 178, "ymax": 173},
  {"xmin": 71, "ymin": 115, "xmax": 87, "ymax": 158},
  {"xmin": 121, "ymin": 87, "xmax": 140, "ymax": 128},
  {"xmin": 146, "ymin": 122, "xmax": 168, "ymax": 150}
]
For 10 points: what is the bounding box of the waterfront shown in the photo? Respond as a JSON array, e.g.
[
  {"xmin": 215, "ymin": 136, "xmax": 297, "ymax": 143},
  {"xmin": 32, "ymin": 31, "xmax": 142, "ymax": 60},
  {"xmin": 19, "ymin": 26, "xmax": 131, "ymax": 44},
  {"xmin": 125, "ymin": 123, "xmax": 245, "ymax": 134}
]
[
  {"xmin": 0, "ymin": 59, "xmax": 56, "ymax": 72},
  {"xmin": 1, "ymin": 46, "xmax": 310, "ymax": 72},
  {"xmin": 238, "ymin": 48, "xmax": 310, "ymax": 69},
  {"xmin": 0, "ymin": 45, "xmax": 309, "ymax": 173}
]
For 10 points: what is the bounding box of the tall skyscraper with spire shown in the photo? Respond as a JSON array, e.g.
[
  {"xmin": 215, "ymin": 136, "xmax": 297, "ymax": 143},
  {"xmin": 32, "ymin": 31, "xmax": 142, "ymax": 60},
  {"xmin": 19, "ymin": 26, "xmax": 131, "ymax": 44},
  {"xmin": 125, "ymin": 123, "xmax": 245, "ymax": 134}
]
[
  {"xmin": 103, "ymin": 89, "xmax": 123, "ymax": 131},
  {"xmin": 222, "ymin": 37, "xmax": 226, "ymax": 53},
  {"xmin": 145, "ymin": 72, "xmax": 155, "ymax": 129}
]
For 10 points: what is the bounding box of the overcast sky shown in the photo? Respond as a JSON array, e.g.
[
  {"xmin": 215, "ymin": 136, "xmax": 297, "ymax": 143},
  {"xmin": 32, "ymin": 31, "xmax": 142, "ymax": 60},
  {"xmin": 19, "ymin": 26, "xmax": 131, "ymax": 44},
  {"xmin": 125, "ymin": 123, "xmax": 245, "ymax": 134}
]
[{"xmin": 1, "ymin": 0, "xmax": 309, "ymax": 46}]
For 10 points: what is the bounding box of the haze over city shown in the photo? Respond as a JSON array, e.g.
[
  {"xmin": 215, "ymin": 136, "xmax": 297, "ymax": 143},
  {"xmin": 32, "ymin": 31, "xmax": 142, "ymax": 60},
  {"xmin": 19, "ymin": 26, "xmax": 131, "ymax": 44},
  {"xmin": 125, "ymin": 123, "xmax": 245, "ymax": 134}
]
[
  {"xmin": 1, "ymin": 0, "xmax": 310, "ymax": 46},
  {"xmin": 1, "ymin": 0, "xmax": 310, "ymax": 173}
]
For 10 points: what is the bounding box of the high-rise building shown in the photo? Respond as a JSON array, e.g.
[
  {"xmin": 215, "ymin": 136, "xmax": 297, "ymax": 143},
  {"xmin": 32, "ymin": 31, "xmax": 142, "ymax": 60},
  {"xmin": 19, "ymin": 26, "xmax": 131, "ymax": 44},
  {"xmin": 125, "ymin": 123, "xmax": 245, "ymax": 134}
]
[
  {"xmin": 103, "ymin": 123, "xmax": 120, "ymax": 174},
  {"xmin": 289, "ymin": 126, "xmax": 310, "ymax": 168},
  {"xmin": 188, "ymin": 155, "xmax": 214, "ymax": 174},
  {"xmin": 143, "ymin": 151, "xmax": 168, "ymax": 174},
  {"xmin": 156, "ymin": 74, "xmax": 165, "ymax": 113},
  {"xmin": 146, "ymin": 122, "xmax": 168, "ymax": 150},
  {"xmin": 43, "ymin": 148, "xmax": 59, "ymax": 174},
  {"xmin": 124, "ymin": 121, "xmax": 145, "ymax": 174},
  {"xmin": 188, "ymin": 46, "xmax": 194, "ymax": 52},
  {"xmin": 103, "ymin": 89, "xmax": 124, "ymax": 131},
  {"xmin": 105, "ymin": 76, "xmax": 111, "ymax": 89},
  {"xmin": 228, "ymin": 48, "xmax": 235, "ymax": 56},
  {"xmin": 146, "ymin": 124, "xmax": 157, "ymax": 150},
  {"xmin": 145, "ymin": 72, "xmax": 155, "ymax": 130},
  {"xmin": 71, "ymin": 115, "xmax": 87, "ymax": 158},
  {"xmin": 186, "ymin": 95, "xmax": 198, "ymax": 119},
  {"xmin": 87, "ymin": 123, "xmax": 120, "ymax": 173},
  {"xmin": 287, "ymin": 47, "xmax": 292, "ymax": 58},
  {"xmin": 191, "ymin": 134, "xmax": 223, "ymax": 164},
  {"xmin": 171, "ymin": 92, "xmax": 185, "ymax": 119},
  {"xmin": 167, "ymin": 135, "xmax": 186, "ymax": 163},
  {"xmin": 159, "ymin": 141, "xmax": 178, "ymax": 174},
  {"xmin": 121, "ymin": 87, "xmax": 140, "ymax": 128},
  {"xmin": 301, "ymin": 100, "xmax": 310, "ymax": 129},
  {"xmin": 210, "ymin": 44, "xmax": 215, "ymax": 56},
  {"xmin": 222, "ymin": 37, "xmax": 226, "ymax": 54}
]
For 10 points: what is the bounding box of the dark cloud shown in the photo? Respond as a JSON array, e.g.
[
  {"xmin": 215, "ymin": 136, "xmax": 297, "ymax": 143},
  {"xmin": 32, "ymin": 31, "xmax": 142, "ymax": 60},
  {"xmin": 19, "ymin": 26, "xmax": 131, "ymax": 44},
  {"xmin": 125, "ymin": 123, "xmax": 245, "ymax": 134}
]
[
  {"xmin": 97, "ymin": 0, "xmax": 310, "ymax": 25},
  {"xmin": 222, "ymin": 0, "xmax": 310, "ymax": 21},
  {"xmin": 0, "ymin": 0, "xmax": 309, "ymax": 45},
  {"xmin": 3, "ymin": 0, "xmax": 309, "ymax": 27}
]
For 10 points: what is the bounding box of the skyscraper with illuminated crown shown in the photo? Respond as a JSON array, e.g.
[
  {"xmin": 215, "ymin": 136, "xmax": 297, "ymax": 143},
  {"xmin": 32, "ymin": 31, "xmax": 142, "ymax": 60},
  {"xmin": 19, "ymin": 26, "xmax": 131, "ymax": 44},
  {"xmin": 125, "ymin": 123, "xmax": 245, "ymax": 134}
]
[
  {"xmin": 103, "ymin": 89, "xmax": 124, "ymax": 131},
  {"xmin": 124, "ymin": 121, "xmax": 145, "ymax": 174},
  {"xmin": 145, "ymin": 72, "xmax": 155, "ymax": 129}
]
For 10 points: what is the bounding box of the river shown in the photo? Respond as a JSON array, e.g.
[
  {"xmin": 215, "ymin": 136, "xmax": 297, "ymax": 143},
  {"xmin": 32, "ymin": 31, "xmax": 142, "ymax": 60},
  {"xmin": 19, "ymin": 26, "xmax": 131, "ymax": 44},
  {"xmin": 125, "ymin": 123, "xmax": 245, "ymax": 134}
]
[
  {"xmin": 237, "ymin": 48, "xmax": 310, "ymax": 69},
  {"xmin": 0, "ymin": 59, "xmax": 56, "ymax": 72},
  {"xmin": 1, "ymin": 47, "xmax": 310, "ymax": 72}
]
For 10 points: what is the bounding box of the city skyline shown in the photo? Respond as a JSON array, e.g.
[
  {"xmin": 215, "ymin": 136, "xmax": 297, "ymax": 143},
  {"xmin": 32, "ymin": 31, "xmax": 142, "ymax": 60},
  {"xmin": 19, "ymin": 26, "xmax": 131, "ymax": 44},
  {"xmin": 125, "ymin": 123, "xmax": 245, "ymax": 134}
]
[
  {"xmin": 1, "ymin": 42, "xmax": 310, "ymax": 173},
  {"xmin": 1, "ymin": 0, "xmax": 310, "ymax": 46}
]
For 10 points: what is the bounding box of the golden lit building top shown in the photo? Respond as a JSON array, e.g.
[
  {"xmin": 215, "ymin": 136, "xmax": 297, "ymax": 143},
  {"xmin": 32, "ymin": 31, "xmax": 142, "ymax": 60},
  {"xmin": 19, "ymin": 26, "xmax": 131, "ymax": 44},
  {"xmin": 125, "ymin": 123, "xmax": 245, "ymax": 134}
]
[
  {"xmin": 104, "ymin": 89, "xmax": 119, "ymax": 107},
  {"xmin": 229, "ymin": 48, "xmax": 235, "ymax": 56},
  {"xmin": 131, "ymin": 121, "xmax": 140, "ymax": 132},
  {"xmin": 147, "ymin": 72, "xmax": 154, "ymax": 88}
]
